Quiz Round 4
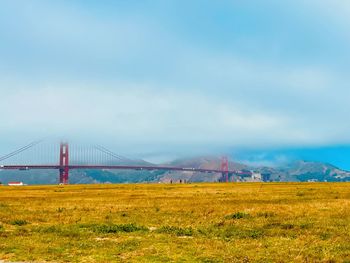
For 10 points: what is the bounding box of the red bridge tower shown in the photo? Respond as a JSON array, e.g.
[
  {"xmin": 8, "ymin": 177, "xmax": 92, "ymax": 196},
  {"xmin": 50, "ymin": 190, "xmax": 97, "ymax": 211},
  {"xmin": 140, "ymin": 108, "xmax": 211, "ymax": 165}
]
[
  {"xmin": 221, "ymin": 156, "xmax": 229, "ymax": 183},
  {"xmin": 59, "ymin": 142, "xmax": 69, "ymax": 184}
]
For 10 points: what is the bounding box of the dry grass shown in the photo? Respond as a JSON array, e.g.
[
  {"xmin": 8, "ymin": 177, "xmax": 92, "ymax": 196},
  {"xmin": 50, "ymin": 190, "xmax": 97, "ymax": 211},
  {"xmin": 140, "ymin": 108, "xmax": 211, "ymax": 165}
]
[{"xmin": 0, "ymin": 182, "xmax": 350, "ymax": 262}]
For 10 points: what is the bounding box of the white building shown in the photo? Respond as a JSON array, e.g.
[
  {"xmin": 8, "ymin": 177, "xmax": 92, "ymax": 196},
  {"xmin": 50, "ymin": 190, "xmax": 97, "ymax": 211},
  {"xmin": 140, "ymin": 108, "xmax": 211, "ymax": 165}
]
[
  {"xmin": 250, "ymin": 172, "xmax": 262, "ymax": 182},
  {"xmin": 8, "ymin": 182, "xmax": 25, "ymax": 186}
]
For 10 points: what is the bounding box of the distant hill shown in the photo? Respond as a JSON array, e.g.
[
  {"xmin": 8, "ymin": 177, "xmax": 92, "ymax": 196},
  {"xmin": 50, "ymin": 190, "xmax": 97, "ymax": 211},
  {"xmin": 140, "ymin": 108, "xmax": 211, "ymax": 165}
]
[
  {"xmin": 159, "ymin": 157, "xmax": 350, "ymax": 183},
  {"xmin": 1, "ymin": 157, "xmax": 350, "ymax": 185},
  {"xmin": 159, "ymin": 156, "xmax": 249, "ymax": 183},
  {"xmin": 280, "ymin": 160, "xmax": 350, "ymax": 182},
  {"xmin": 0, "ymin": 169, "xmax": 166, "ymax": 185}
]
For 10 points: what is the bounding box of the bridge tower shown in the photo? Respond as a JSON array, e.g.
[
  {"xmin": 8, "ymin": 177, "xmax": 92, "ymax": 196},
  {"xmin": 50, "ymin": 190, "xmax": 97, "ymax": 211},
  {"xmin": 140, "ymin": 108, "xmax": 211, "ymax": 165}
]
[
  {"xmin": 59, "ymin": 142, "xmax": 69, "ymax": 184},
  {"xmin": 221, "ymin": 156, "xmax": 229, "ymax": 183}
]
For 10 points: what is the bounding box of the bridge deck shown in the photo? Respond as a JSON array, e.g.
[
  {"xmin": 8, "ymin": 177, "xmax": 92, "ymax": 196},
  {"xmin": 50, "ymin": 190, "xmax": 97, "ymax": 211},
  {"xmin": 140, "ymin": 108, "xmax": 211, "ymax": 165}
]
[{"xmin": 0, "ymin": 165, "xmax": 251, "ymax": 175}]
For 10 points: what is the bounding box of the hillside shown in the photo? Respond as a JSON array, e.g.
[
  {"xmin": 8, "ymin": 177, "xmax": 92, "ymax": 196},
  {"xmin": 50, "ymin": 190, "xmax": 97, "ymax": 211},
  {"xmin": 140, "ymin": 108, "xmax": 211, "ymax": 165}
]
[
  {"xmin": 0, "ymin": 169, "xmax": 166, "ymax": 185},
  {"xmin": 160, "ymin": 157, "xmax": 350, "ymax": 183},
  {"xmin": 281, "ymin": 160, "xmax": 350, "ymax": 182},
  {"xmin": 158, "ymin": 156, "xmax": 249, "ymax": 183}
]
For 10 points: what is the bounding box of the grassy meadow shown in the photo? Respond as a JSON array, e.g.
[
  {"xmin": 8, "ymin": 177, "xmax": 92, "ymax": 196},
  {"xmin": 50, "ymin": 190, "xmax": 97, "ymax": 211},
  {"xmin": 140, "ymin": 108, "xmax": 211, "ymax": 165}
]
[{"xmin": 0, "ymin": 182, "xmax": 350, "ymax": 262}]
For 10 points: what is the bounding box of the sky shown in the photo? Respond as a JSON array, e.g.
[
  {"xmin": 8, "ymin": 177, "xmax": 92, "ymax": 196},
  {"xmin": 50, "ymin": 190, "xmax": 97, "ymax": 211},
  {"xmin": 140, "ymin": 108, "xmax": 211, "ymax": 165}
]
[{"xmin": 1, "ymin": 0, "xmax": 350, "ymax": 167}]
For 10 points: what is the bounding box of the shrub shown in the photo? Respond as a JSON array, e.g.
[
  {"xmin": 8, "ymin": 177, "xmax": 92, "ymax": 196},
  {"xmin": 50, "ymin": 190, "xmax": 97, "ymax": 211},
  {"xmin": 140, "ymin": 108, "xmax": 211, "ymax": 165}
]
[
  {"xmin": 36, "ymin": 225, "xmax": 83, "ymax": 238},
  {"xmin": 281, "ymin": 223, "xmax": 294, "ymax": 230},
  {"xmin": 300, "ymin": 222, "xmax": 313, "ymax": 229},
  {"xmin": 221, "ymin": 226, "xmax": 264, "ymax": 240},
  {"xmin": 37, "ymin": 225, "xmax": 63, "ymax": 234},
  {"xmin": 10, "ymin": 219, "xmax": 28, "ymax": 226},
  {"xmin": 15, "ymin": 227, "xmax": 29, "ymax": 236},
  {"xmin": 247, "ymin": 229, "xmax": 264, "ymax": 239},
  {"xmin": 256, "ymin": 212, "xmax": 275, "ymax": 218},
  {"xmin": 56, "ymin": 207, "xmax": 65, "ymax": 213},
  {"xmin": 320, "ymin": 232, "xmax": 331, "ymax": 240},
  {"xmin": 0, "ymin": 203, "xmax": 8, "ymax": 209},
  {"xmin": 225, "ymin": 212, "xmax": 250, "ymax": 220},
  {"xmin": 83, "ymin": 223, "xmax": 148, "ymax": 234},
  {"xmin": 296, "ymin": 191, "xmax": 305, "ymax": 197},
  {"xmin": 157, "ymin": 226, "xmax": 194, "ymax": 236}
]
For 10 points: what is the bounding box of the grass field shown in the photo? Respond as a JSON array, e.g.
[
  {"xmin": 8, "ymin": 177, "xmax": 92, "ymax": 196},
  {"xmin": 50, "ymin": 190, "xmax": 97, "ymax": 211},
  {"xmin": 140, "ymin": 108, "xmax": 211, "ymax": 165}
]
[{"xmin": 0, "ymin": 183, "xmax": 350, "ymax": 262}]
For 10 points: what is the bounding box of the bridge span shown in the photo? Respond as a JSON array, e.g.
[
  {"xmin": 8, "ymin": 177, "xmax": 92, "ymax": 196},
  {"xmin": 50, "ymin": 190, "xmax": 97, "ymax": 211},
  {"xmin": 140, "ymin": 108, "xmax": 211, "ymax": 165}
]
[{"xmin": 0, "ymin": 141, "xmax": 251, "ymax": 184}]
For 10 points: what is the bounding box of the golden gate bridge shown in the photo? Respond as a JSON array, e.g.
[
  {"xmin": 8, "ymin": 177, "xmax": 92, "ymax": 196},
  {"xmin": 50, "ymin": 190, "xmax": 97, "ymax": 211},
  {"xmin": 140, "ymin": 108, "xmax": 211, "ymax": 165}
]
[{"xmin": 0, "ymin": 140, "xmax": 251, "ymax": 184}]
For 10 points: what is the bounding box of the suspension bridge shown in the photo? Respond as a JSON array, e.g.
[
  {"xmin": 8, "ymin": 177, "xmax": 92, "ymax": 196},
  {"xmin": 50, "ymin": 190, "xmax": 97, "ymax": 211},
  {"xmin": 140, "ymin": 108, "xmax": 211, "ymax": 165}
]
[{"xmin": 0, "ymin": 140, "xmax": 251, "ymax": 184}]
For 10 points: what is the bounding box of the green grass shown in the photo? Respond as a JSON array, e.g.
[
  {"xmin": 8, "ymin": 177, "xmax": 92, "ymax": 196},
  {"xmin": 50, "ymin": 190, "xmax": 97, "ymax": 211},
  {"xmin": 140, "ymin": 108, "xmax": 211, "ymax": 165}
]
[{"xmin": 0, "ymin": 182, "xmax": 350, "ymax": 262}]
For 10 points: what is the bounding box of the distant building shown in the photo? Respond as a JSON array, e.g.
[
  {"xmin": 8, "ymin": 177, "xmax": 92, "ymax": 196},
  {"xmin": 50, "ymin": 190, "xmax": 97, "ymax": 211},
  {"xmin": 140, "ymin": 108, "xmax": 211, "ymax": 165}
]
[
  {"xmin": 8, "ymin": 182, "xmax": 25, "ymax": 186},
  {"xmin": 307, "ymin": 179, "xmax": 318, "ymax": 182},
  {"xmin": 251, "ymin": 172, "xmax": 262, "ymax": 181}
]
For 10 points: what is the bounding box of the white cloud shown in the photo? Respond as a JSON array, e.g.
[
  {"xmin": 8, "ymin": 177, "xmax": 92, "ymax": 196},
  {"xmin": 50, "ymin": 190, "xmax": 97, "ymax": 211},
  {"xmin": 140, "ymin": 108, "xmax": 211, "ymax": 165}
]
[
  {"xmin": 1, "ymin": 0, "xmax": 350, "ymax": 159},
  {"xmin": 1, "ymin": 65, "xmax": 349, "ymax": 153},
  {"xmin": 0, "ymin": 82, "xmax": 287, "ymax": 144}
]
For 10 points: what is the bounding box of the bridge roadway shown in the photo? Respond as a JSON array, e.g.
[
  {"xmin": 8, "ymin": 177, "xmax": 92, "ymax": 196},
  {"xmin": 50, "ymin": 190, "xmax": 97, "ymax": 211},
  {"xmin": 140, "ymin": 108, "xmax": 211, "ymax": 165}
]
[{"xmin": 0, "ymin": 165, "xmax": 251, "ymax": 176}]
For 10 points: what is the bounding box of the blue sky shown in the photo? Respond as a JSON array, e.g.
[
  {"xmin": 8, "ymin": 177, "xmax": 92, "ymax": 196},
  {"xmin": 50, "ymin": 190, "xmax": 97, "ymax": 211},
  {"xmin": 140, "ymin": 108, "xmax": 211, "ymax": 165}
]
[{"xmin": 1, "ymin": 0, "xmax": 350, "ymax": 167}]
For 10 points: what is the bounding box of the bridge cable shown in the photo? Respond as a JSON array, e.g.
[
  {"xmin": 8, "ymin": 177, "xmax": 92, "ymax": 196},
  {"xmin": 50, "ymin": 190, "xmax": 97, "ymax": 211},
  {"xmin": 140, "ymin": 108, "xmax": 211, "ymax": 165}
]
[
  {"xmin": 0, "ymin": 140, "xmax": 44, "ymax": 163},
  {"xmin": 93, "ymin": 145, "xmax": 133, "ymax": 163}
]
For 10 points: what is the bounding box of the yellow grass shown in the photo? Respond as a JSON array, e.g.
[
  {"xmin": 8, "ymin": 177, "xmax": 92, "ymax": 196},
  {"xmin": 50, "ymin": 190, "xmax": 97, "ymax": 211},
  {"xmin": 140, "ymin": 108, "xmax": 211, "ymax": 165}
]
[{"xmin": 0, "ymin": 183, "xmax": 350, "ymax": 262}]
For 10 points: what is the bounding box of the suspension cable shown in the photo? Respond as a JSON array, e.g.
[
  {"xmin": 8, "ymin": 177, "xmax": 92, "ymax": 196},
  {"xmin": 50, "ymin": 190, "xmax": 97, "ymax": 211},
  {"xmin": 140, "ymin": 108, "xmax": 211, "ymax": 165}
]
[
  {"xmin": 0, "ymin": 140, "xmax": 43, "ymax": 162},
  {"xmin": 93, "ymin": 145, "xmax": 132, "ymax": 163}
]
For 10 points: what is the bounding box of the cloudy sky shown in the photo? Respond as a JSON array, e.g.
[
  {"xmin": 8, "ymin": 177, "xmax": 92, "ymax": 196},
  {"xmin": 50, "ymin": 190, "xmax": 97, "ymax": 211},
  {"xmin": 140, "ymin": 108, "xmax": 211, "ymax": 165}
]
[{"xmin": 1, "ymin": 0, "xmax": 350, "ymax": 166}]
